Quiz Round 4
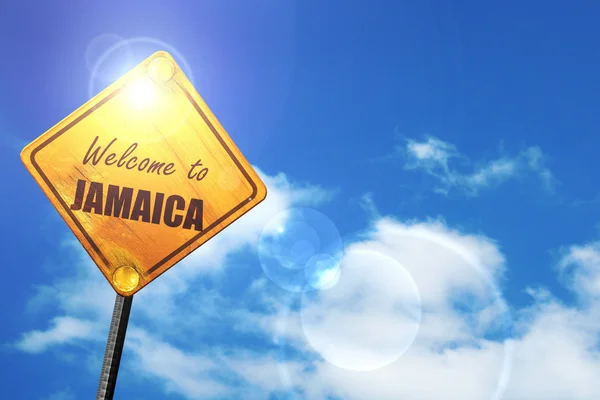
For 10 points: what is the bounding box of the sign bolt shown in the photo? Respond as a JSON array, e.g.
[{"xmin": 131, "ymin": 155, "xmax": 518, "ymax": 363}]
[
  {"xmin": 112, "ymin": 266, "xmax": 140, "ymax": 293},
  {"xmin": 148, "ymin": 56, "xmax": 175, "ymax": 82}
]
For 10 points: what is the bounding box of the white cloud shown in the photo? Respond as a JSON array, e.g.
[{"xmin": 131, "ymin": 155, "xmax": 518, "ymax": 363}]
[
  {"xmin": 224, "ymin": 219, "xmax": 600, "ymax": 400},
  {"xmin": 357, "ymin": 192, "xmax": 380, "ymax": 220},
  {"xmin": 464, "ymin": 157, "xmax": 517, "ymax": 188},
  {"xmin": 244, "ymin": 218, "xmax": 514, "ymax": 399},
  {"xmin": 504, "ymin": 303, "xmax": 600, "ymax": 399},
  {"xmin": 223, "ymin": 351, "xmax": 308, "ymax": 394},
  {"xmin": 16, "ymin": 316, "xmax": 99, "ymax": 353},
  {"xmin": 402, "ymin": 135, "xmax": 556, "ymax": 195},
  {"xmin": 45, "ymin": 387, "xmax": 76, "ymax": 400},
  {"xmin": 126, "ymin": 329, "xmax": 230, "ymax": 399},
  {"xmin": 558, "ymin": 242, "xmax": 600, "ymax": 300},
  {"xmin": 14, "ymin": 169, "xmax": 600, "ymax": 400},
  {"xmin": 407, "ymin": 136, "xmax": 460, "ymax": 166}
]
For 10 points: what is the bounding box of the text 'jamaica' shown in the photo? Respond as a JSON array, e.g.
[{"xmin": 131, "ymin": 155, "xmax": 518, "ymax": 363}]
[{"xmin": 69, "ymin": 179, "xmax": 203, "ymax": 231}]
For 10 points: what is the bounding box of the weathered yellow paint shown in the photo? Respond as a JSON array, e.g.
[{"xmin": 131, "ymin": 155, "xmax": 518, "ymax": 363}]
[{"xmin": 20, "ymin": 51, "xmax": 267, "ymax": 296}]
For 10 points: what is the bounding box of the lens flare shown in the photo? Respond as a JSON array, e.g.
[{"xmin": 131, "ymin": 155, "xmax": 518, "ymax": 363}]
[
  {"xmin": 87, "ymin": 36, "xmax": 195, "ymax": 100},
  {"xmin": 304, "ymin": 254, "xmax": 341, "ymax": 290},
  {"xmin": 85, "ymin": 37, "xmax": 196, "ymax": 143},
  {"xmin": 125, "ymin": 77, "xmax": 156, "ymax": 110},
  {"xmin": 300, "ymin": 249, "xmax": 422, "ymax": 371},
  {"xmin": 85, "ymin": 33, "xmax": 133, "ymax": 83},
  {"xmin": 258, "ymin": 208, "xmax": 343, "ymax": 292},
  {"xmin": 272, "ymin": 228, "xmax": 516, "ymax": 400}
]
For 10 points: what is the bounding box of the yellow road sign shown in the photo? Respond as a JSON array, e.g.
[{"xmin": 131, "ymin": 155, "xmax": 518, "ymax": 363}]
[{"xmin": 21, "ymin": 51, "xmax": 267, "ymax": 296}]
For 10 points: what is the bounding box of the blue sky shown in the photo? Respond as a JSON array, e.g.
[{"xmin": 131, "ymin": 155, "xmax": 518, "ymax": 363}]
[{"xmin": 2, "ymin": 1, "xmax": 600, "ymax": 399}]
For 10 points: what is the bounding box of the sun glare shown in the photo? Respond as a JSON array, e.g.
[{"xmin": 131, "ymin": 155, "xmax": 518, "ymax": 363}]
[{"xmin": 125, "ymin": 77, "xmax": 156, "ymax": 109}]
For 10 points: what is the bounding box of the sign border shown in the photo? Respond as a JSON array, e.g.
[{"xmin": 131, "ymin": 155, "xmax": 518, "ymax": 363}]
[{"xmin": 27, "ymin": 79, "xmax": 260, "ymax": 278}]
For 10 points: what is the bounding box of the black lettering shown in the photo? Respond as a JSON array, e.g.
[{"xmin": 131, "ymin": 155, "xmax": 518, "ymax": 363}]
[
  {"xmin": 117, "ymin": 143, "xmax": 138, "ymax": 167},
  {"xmin": 151, "ymin": 192, "xmax": 165, "ymax": 224},
  {"xmin": 130, "ymin": 190, "xmax": 151, "ymax": 222},
  {"xmin": 83, "ymin": 136, "xmax": 116, "ymax": 165},
  {"xmin": 126, "ymin": 156, "xmax": 138, "ymax": 170},
  {"xmin": 69, "ymin": 179, "xmax": 86, "ymax": 210},
  {"xmin": 138, "ymin": 158, "xmax": 150, "ymax": 171},
  {"xmin": 182, "ymin": 199, "xmax": 203, "ymax": 231},
  {"xmin": 195, "ymin": 168, "xmax": 208, "ymax": 181},
  {"xmin": 105, "ymin": 153, "xmax": 117, "ymax": 165},
  {"xmin": 104, "ymin": 185, "xmax": 133, "ymax": 218},
  {"xmin": 164, "ymin": 195, "xmax": 185, "ymax": 227},
  {"xmin": 163, "ymin": 163, "xmax": 175, "ymax": 175},
  {"xmin": 82, "ymin": 182, "xmax": 103, "ymax": 214},
  {"xmin": 187, "ymin": 159, "xmax": 203, "ymax": 179},
  {"xmin": 147, "ymin": 160, "xmax": 165, "ymax": 174}
]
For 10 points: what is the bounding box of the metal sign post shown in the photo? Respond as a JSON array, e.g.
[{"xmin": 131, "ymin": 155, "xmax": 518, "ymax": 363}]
[{"xmin": 96, "ymin": 294, "xmax": 133, "ymax": 400}]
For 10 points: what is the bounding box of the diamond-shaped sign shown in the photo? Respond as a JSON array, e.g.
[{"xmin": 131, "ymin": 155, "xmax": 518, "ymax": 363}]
[{"xmin": 21, "ymin": 51, "xmax": 267, "ymax": 296}]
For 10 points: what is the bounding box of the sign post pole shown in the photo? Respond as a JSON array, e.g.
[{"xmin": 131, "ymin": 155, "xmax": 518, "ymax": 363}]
[{"xmin": 96, "ymin": 294, "xmax": 133, "ymax": 400}]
